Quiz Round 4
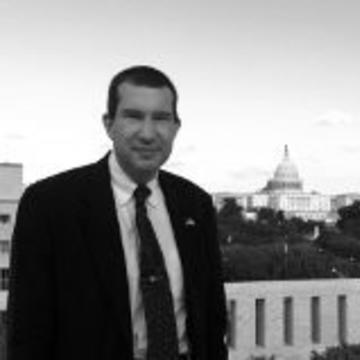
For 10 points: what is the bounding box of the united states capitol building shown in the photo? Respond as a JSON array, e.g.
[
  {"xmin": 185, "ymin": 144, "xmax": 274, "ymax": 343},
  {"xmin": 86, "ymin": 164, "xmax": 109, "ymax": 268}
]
[{"xmin": 214, "ymin": 145, "xmax": 355, "ymax": 222}]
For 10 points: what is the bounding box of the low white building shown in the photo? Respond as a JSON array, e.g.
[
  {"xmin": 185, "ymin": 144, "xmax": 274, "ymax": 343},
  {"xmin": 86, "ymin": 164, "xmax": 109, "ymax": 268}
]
[
  {"xmin": 0, "ymin": 163, "xmax": 23, "ymax": 313},
  {"xmin": 331, "ymin": 193, "xmax": 360, "ymax": 211},
  {"xmin": 226, "ymin": 279, "xmax": 360, "ymax": 360}
]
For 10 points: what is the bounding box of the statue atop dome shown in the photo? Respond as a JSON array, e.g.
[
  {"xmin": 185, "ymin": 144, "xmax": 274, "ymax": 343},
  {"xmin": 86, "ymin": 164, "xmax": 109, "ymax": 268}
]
[
  {"xmin": 284, "ymin": 144, "xmax": 289, "ymax": 158},
  {"xmin": 263, "ymin": 145, "xmax": 303, "ymax": 192}
]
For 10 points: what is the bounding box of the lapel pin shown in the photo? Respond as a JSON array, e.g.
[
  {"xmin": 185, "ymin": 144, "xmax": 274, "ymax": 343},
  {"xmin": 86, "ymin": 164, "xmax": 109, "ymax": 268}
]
[{"xmin": 185, "ymin": 218, "xmax": 196, "ymax": 226}]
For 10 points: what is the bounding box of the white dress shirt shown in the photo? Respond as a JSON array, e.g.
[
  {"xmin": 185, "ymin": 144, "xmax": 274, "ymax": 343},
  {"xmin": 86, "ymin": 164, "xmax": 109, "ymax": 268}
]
[{"xmin": 108, "ymin": 152, "xmax": 188, "ymax": 358}]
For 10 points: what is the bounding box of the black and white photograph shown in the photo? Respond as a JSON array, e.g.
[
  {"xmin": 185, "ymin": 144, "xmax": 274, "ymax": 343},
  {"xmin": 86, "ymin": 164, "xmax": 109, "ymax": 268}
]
[{"xmin": 1, "ymin": 1, "xmax": 360, "ymax": 359}]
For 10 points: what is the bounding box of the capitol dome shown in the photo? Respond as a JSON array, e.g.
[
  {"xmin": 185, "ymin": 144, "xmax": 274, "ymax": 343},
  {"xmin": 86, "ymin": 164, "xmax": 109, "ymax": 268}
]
[{"xmin": 263, "ymin": 145, "xmax": 303, "ymax": 192}]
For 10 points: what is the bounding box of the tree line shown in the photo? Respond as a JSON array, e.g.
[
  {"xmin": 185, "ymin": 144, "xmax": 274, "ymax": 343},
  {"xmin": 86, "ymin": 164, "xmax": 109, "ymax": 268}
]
[{"xmin": 217, "ymin": 199, "xmax": 360, "ymax": 282}]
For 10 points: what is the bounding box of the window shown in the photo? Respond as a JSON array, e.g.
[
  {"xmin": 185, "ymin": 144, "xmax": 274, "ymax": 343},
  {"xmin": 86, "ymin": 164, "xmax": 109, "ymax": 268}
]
[
  {"xmin": 338, "ymin": 295, "xmax": 347, "ymax": 344},
  {"xmin": 0, "ymin": 269, "xmax": 9, "ymax": 291},
  {"xmin": 283, "ymin": 297, "xmax": 293, "ymax": 345},
  {"xmin": 255, "ymin": 298, "xmax": 265, "ymax": 346},
  {"xmin": 311, "ymin": 296, "xmax": 321, "ymax": 343},
  {"xmin": 0, "ymin": 214, "xmax": 10, "ymax": 224},
  {"xmin": 226, "ymin": 300, "xmax": 237, "ymax": 348},
  {"xmin": 0, "ymin": 241, "xmax": 10, "ymax": 254}
]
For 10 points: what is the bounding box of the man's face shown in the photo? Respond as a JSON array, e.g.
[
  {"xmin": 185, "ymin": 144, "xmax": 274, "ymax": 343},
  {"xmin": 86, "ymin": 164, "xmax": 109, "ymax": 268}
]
[{"xmin": 104, "ymin": 82, "xmax": 179, "ymax": 183}]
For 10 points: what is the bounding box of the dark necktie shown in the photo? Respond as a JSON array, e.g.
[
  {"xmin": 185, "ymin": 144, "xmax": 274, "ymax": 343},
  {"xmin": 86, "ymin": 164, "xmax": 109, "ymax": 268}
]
[{"xmin": 134, "ymin": 185, "xmax": 179, "ymax": 360}]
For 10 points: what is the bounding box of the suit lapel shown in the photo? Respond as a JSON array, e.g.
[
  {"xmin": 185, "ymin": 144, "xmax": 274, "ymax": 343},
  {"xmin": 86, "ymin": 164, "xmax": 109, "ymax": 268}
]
[
  {"xmin": 158, "ymin": 172, "xmax": 202, "ymax": 301},
  {"xmin": 159, "ymin": 171, "xmax": 205, "ymax": 353},
  {"xmin": 82, "ymin": 155, "xmax": 133, "ymax": 352},
  {"xmin": 159, "ymin": 172, "xmax": 193, "ymax": 278}
]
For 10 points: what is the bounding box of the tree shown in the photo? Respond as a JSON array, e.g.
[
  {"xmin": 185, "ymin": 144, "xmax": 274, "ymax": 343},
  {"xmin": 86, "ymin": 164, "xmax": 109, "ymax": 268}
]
[
  {"xmin": 217, "ymin": 198, "xmax": 245, "ymax": 245},
  {"xmin": 316, "ymin": 229, "xmax": 360, "ymax": 261},
  {"xmin": 217, "ymin": 198, "xmax": 243, "ymax": 222},
  {"xmin": 257, "ymin": 207, "xmax": 278, "ymax": 225},
  {"xmin": 222, "ymin": 244, "xmax": 277, "ymax": 281},
  {"xmin": 217, "ymin": 203, "xmax": 321, "ymax": 247},
  {"xmin": 311, "ymin": 344, "xmax": 360, "ymax": 359},
  {"xmin": 337, "ymin": 200, "xmax": 360, "ymax": 240}
]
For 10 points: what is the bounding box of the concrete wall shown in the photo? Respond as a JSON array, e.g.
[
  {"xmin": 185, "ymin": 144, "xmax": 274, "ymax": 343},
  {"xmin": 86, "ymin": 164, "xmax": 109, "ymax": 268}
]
[{"xmin": 226, "ymin": 279, "xmax": 360, "ymax": 360}]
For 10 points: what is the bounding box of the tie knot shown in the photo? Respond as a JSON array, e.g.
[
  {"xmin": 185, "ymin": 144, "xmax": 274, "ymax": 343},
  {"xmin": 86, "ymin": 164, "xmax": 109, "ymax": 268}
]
[{"xmin": 134, "ymin": 185, "xmax": 151, "ymax": 206}]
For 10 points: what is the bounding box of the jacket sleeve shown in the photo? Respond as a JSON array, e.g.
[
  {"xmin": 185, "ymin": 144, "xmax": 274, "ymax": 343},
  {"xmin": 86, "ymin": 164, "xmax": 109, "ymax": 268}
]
[
  {"xmin": 202, "ymin": 195, "xmax": 228, "ymax": 360},
  {"xmin": 7, "ymin": 186, "xmax": 56, "ymax": 360}
]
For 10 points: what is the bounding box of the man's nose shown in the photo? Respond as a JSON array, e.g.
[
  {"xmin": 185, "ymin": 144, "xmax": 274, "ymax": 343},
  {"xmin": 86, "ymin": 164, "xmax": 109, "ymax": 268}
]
[{"xmin": 139, "ymin": 118, "xmax": 156, "ymax": 140}]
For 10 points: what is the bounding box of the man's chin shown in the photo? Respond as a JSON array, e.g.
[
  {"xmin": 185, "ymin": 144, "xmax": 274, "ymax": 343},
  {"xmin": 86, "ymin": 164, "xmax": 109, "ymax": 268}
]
[
  {"xmin": 131, "ymin": 155, "xmax": 167, "ymax": 179},
  {"xmin": 135, "ymin": 155, "xmax": 162, "ymax": 169},
  {"xmin": 134, "ymin": 161, "xmax": 161, "ymax": 177}
]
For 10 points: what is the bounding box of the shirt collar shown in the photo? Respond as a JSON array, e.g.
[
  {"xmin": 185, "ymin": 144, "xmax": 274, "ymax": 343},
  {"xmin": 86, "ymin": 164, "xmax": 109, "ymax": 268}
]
[{"xmin": 108, "ymin": 151, "xmax": 161, "ymax": 208}]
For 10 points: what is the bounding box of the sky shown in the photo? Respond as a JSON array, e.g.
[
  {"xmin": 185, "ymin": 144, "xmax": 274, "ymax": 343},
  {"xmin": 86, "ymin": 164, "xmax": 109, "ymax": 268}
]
[{"xmin": 1, "ymin": 0, "xmax": 360, "ymax": 195}]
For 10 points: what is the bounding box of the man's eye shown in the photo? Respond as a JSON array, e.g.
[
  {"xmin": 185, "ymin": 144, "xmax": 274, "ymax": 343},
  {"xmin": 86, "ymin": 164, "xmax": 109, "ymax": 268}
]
[
  {"xmin": 153, "ymin": 114, "xmax": 172, "ymax": 122},
  {"xmin": 124, "ymin": 111, "xmax": 143, "ymax": 120}
]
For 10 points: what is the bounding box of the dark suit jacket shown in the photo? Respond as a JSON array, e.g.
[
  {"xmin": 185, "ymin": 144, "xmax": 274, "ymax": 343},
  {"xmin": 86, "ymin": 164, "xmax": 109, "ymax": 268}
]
[{"xmin": 7, "ymin": 155, "xmax": 228, "ymax": 360}]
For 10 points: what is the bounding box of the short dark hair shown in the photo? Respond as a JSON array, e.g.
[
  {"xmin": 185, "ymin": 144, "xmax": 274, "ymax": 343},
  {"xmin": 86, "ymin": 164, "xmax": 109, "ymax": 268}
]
[{"xmin": 105, "ymin": 65, "xmax": 180, "ymax": 123}]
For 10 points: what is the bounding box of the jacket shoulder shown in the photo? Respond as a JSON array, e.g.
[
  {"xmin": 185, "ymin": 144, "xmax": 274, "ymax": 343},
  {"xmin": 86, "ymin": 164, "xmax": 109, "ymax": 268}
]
[{"xmin": 22, "ymin": 159, "xmax": 104, "ymax": 203}]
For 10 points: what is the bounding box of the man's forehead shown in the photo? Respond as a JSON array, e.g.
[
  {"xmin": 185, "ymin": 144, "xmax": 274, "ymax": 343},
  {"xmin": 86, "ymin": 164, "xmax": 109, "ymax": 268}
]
[
  {"xmin": 117, "ymin": 83, "xmax": 174, "ymax": 113},
  {"xmin": 117, "ymin": 82, "xmax": 173, "ymax": 98}
]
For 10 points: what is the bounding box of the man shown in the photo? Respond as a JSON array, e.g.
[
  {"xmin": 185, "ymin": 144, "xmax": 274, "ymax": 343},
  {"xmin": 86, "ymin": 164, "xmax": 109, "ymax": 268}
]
[{"xmin": 7, "ymin": 66, "xmax": 228, "ymax": 360}]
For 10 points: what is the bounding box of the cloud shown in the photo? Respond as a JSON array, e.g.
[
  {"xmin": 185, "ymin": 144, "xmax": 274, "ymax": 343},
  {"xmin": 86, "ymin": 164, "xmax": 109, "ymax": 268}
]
[
  {"xmin": 315, "ymin": 110, "xmax": 354, "ymax": 127},
  {"xmin": 342, "ymin": 144, "xmax": 360, "ymax": 154},
  {"xmin": 1, "ymin": 133, "xmax": 24, "ymax": 141}
]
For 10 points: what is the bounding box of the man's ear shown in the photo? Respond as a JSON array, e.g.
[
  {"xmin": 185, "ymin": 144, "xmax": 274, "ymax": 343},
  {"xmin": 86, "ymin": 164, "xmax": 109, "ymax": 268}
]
[
  {"xmin": 175, "ymin": 121, "xmax": 181, "ymax": 134},
  {"xmin": 102, "ymin": 114, "xmax": 113, "ymax": 139},
  {"xmin": 174, "ymin": 119, "xmax": 181, "ymax": 135}
]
